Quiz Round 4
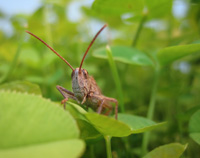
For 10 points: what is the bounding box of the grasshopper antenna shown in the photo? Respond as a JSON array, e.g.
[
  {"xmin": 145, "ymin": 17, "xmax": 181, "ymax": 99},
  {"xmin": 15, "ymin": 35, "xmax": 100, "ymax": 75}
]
[
  {"xmin": 26, "ymin": 31, "xmax": 74, "ymax": 71},
  {"xmin": 79, "ymin": 24, "xmax": 107, "ymax": 73}
]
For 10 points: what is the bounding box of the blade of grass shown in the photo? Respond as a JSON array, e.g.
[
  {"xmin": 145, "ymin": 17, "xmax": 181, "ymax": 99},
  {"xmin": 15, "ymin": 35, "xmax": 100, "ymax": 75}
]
[
  {"xmin": 0, "ymin": 33, "xmax": 23, "ymax": 84},
  {"xmin": 132, "ymin": 14, "xmax": 147, "ymax": 47},
  {"xmin": 141, "ymin": 67, "xmax": 160, "ymax": 155},
  {"xmin": 106, "ymin": 45, "xmax": 125, "ymax": 113}
]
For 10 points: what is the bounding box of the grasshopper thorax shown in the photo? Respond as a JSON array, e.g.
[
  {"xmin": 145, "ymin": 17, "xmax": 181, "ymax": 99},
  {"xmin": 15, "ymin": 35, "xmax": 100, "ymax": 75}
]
[{"xmin": 71, "ymin": 68, "xmax": 90, "ymax": 101}]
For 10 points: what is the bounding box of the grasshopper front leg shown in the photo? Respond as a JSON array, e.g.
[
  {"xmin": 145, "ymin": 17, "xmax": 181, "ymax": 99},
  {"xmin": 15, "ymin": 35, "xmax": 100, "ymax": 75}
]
[{"xmin": 56, "ymin": 85, "xmax": 80, "ymax": 109}]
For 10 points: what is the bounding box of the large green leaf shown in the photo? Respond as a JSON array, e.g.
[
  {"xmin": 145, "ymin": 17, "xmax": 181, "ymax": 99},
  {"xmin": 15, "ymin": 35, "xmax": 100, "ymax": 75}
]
[
  {"xmin": 157, "ymin": 43, "xmax": 200, "ymax": 66},
  {"xmin": 93, "ymin": 46, "xmax": 153, "ymax": 66},
  {"xmin": 189, "ymin": 109, "xmax": 200, "ymax": 145},
  {"xmin": 143, "ymin": 143, "xmax": 187, "ymax": 158},
  {"xmin": 118, "ymin": 114, "xmax": 166, "ymax": 134},
  {"xmin": 0, "ymin": 81, "xmax": 41, "ymax": 95},
  {"xmin": 0, "ymin": 91, "xmax": 81, "ymax": 152},
  {"xmin": 85, "ymin": 113, "xmax": 164, "ymax": 137},
  {"xmin": 0, "ymin": 140, "xmax": 84, "ymax": 158}
]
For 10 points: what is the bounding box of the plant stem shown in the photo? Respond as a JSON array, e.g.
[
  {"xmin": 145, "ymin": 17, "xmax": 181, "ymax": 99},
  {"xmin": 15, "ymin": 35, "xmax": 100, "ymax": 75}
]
[
  {"xmin": 89, "ymin": 144, "xmax": 95, "ymax": 158},
  {"xmin": 106, "ymin": 45, "xmax": 125, "ymax": 113},
  {"xmin": 105, "ymin": 136, "xmax": 112, "ymax": 158},
  {"xmin": 141, "ymin": 67, "xmax": 160, "ymax": 155},
  {"xmin": 132, "ymin": 14, "xmax": 147, "ymax": 47}
]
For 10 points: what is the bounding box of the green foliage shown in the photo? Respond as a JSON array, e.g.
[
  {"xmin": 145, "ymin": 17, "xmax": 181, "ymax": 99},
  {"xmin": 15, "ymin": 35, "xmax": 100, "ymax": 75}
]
[
  {"xmin": 92, "ymin": 0, "xmax": 172, "ymax": 19},
  {"xmin": 189, "ymin": 110, "xmax": 200, "ymax": 145},
  {"xmin": 1, "ymin": 0, "xmax": 200, "ymax": 157},
  {"xmin": 143, "ymin": 143, "xmax": 187, "ymax": 158},
  {"xmin": 92, "ymin": 0, "xmax": 144, "ymax": 15},
  {"xmin": 0, "ymin": 81, "xmax": 41, "ymax": 95}
]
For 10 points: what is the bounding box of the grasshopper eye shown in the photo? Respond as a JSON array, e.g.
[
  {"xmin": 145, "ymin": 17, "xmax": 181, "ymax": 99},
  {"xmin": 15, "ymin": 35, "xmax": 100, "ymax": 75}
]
[
  {"xmin": 71, "ymin": 70, "xmax": 75, "ymax": 78},
  {"xmin": 82, "ymin": 69, "xmax": 88, "ymax": 79}
]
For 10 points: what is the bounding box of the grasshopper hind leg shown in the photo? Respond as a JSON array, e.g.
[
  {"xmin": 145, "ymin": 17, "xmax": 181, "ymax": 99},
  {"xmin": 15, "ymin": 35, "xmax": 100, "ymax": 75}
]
[{"xmin": 93, "ymin": 94, "xmax": 118, "ymax": 120}]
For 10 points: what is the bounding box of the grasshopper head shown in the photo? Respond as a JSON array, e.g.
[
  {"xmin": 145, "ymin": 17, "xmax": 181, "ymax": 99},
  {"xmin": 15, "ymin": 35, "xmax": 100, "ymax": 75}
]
[
  {"xmin": 71, "ymin": 68, "xmax": 90, "ymax": 101},
  {"xmin": 26, "ymin": 24, "xmax": 107, "ymax": 102}
]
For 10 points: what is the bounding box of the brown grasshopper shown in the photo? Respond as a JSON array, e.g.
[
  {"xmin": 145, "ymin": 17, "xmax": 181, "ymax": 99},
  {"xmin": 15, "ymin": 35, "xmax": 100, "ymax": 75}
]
[{"xmin": 26, "ymin": 24, "xmax": 118, "ymax": 119}]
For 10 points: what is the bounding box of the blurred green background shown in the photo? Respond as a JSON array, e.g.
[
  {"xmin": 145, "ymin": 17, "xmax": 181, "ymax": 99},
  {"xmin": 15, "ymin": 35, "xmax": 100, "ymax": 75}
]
[{"xmin": 0, "ymin": 0, "xmax": 200, "ymax": 157}]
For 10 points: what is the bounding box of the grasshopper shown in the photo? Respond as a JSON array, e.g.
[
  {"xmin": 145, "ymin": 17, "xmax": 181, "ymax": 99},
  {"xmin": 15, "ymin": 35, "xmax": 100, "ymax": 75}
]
[{"xmin": 26, "ymin": 24, "xmax": 118, "ymax": 119}]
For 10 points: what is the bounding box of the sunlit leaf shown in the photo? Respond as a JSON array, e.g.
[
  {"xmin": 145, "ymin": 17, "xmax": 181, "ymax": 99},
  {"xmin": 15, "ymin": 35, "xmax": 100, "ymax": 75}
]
[
  {"xmin": 0, "ymin": 81, "xmax": 41, "ymax": 95},
  {"xmin": 189, "ymin": 109, "xmax": 200, "ymax": 145},
  {"xmin": 93, "ymin": 46, "xmax": 153, "ymax": 66},
  {"xmin": 0, "ymin": 91, "xmax": 79, "ymax": 149},
  {"xmin": 143, "ymin": 143, "xmax": 187, "ymax": 158},
  {"xmin": 157, "ymin": 43, "xmax": 200, "ymax": 66},
  {"xmin": 0, "ymin": 140, "xmax": 85, "ymax": 158}
]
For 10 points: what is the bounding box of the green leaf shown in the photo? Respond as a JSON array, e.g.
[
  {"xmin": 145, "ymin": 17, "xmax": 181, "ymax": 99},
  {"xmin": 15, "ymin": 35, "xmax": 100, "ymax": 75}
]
[
  {"xmin": 92, "ymin": 0, "xmax": 172, "ymax": 19},
  {"xmin": 118, "ymin": 114, "xmax": 166, "ymax": 134},
  {"xmin": 143, "ymin": 143, "xmax": 187, "ymax": 158},
  {"xmin": 145, "ymin": 0, "xmax": 172, "ymax": 18},
  {"xmin": 93, "ymin": 46, "xmax": 153, "ymax": 66},
  {"xmin": 0, "ymin": 139, "xmax": 85, "ymax": 158},
  {"xmin": 157, "ymin": 43, "xmax": 200, "ymax": 66},
  {"xmin": 44, "ymin": 0, "xmax": 69, "ymax": 5},
  {"xmin": 77, "ymin": 119, "xmax": 102, "ymax": 141},
  {"xmin": 85, "ymin": 113, "xmax": 164, "ymax": 137},
  {"xmin": 189, "ymin": 109, "xmax": 200, "ymax": 145},
  {"xmin": 0, "ymin": 81, "xmax": 41, "ymax": 95},
  {"xmin": 0, "ymin": 91, "xmax": 79, "ymax": 149},
  {"xmin": 65, "ymin": 102, "xmax": 87, "ymax": 121},
  {"xmin": 82, "ymin": 7, "xmax": 123, "ymax": 27},
  {"xmin": 67, "ymin": 102, "xmax": 87, "ymax": 115},
  {"xmin": 85, "ymin": 113, "xmax": 131, "ymax": 137},
  {"xmin": 92, "ymin": 0, "xmax": 144, "ymax": 15}
]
